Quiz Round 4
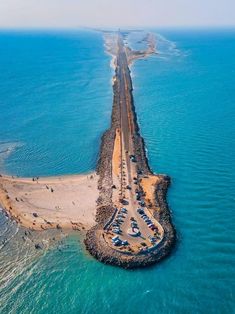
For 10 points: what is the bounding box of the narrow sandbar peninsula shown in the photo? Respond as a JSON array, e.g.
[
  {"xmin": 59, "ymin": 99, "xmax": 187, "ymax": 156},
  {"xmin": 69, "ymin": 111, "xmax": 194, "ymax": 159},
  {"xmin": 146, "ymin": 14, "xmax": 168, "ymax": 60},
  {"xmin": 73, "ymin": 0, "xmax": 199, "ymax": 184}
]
[
  {"xmin": 0, "ymin": 31, "xmax": 175, "ymax": 269},
  {"xmin": 85, "ymin": 31, "xmax": 175, "ymax": 268}
]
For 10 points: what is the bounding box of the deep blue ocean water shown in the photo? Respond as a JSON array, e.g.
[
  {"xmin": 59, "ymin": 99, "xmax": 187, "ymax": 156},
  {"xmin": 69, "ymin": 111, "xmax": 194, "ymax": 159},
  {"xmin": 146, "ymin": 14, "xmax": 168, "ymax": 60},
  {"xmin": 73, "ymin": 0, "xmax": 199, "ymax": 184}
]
[{"xmin": 0, "ymin": 29, "xmax": 235, "ymax": 314}]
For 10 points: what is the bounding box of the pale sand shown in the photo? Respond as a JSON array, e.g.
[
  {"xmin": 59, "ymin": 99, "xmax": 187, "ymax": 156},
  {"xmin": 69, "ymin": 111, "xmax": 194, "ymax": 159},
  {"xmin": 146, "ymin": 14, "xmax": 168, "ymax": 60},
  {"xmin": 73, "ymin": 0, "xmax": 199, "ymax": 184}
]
[
  {"xmin": 111, "ymin": 128, "xmax": 123, "ymax": 207},
  {"xmin": 141, "ymin": 175, "xmax": 161, "ymax": 210},
  {"xmin": 112, "ymin": 128, "xmax": 121, "ymax": 177},
  {"xmin": 0, "ymin": 173, "xmax": 99, "ymax": 231}
]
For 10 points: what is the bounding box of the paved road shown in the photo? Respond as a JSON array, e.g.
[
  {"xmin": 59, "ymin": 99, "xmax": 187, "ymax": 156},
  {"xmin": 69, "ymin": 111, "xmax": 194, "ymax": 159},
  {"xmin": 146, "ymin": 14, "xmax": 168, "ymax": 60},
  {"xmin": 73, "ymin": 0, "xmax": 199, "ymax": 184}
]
[{"xmin": 104, "ymin": 33, "xmax": 164, "ymax": 253}]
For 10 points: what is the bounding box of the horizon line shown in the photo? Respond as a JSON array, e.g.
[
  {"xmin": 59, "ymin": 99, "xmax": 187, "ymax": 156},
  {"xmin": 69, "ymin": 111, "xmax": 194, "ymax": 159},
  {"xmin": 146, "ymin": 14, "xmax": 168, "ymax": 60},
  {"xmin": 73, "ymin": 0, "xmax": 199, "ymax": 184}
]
[{"xmin": 0, "ymin": 25, "xmax": 235, "ymax": 31}]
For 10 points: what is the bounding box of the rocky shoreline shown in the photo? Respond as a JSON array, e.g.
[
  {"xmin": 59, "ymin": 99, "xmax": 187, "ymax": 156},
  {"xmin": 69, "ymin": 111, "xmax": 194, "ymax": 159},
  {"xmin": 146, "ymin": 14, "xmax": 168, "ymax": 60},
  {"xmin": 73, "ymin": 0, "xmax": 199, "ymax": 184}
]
[
  {"xmin": 85, "ymin": 176, "xmax": 175, "ymax": 269},
  {"xmin": 84, "ymin": 33, "xmax": 176, "ymax": 269}
]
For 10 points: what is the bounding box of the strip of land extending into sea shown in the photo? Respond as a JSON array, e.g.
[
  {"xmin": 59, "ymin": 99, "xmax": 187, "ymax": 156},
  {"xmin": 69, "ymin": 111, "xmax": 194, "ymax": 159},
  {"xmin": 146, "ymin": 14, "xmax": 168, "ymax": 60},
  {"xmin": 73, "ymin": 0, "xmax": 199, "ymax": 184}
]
[{"xmin": 0, "ymin": 30, "xmax": 175, "ymax": 269}]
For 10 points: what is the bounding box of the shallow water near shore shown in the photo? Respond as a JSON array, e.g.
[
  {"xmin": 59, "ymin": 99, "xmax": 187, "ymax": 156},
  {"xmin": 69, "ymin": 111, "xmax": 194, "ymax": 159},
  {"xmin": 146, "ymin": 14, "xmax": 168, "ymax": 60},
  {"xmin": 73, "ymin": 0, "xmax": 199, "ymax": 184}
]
[{"xmin": 0, "ymin": 29, "xmax": 235, "ymax": 313}]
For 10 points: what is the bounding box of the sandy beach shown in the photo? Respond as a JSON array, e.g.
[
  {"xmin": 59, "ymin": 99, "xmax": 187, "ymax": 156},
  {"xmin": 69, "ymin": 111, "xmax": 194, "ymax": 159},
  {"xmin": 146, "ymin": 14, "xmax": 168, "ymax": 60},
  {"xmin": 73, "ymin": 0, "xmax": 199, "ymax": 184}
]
[{"xmin": 0, "ymin": 173, "xmax": 99, "ymax": 231}]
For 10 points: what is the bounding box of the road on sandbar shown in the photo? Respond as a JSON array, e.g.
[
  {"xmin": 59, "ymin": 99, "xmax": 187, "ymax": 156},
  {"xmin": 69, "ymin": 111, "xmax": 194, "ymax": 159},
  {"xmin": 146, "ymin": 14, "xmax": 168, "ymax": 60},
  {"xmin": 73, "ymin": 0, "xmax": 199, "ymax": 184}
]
[{"xmin": 104, "ymin": 33, "xmax": 164, "ymax": 254}]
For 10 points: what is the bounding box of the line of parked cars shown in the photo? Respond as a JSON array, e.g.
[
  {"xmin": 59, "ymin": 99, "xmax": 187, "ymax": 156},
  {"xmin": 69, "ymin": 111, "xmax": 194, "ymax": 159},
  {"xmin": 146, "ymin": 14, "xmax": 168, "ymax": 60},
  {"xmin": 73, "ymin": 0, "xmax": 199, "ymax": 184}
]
[
  {"xmin": 137, "ymin": 208, "xmax": 158, "ymax": 232},
  {"xmin": 112, "ymin": 235, "xmax": 129, "ymax": 246},
  {"xmin": 111, "ymin": 207, "xmax": 129, "ymax": 246},
  {"xmin": 111, "ymin": 207, "xmax": 127, "ymax": 235}
]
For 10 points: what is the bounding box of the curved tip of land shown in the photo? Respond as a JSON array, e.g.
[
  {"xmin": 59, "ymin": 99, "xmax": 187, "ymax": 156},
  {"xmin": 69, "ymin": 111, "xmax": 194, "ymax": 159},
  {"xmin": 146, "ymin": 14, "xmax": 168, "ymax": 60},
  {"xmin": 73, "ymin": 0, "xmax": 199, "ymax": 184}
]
[
  {"xmin": 85, "ymin": 175, "xmax": 175, "ymax": 269},
  {"xmin": 0, "ymin": 173, "xmax": 99, "ymax": 231}
]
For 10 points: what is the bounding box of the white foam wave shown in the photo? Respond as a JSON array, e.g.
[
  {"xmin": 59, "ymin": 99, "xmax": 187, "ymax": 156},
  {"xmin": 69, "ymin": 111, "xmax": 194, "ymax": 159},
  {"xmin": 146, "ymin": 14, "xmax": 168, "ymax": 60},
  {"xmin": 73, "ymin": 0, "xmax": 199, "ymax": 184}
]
[
  {"xmin": 0, "ymin": 141, "xmax": 23, "ymax": 170},
  {"xmin": 0, "ymin": 208, "xmax": 19, "ymax": 250},
  {"xmin": 155, "ymin": 33, "xmax": 189, "ymax": 58}
]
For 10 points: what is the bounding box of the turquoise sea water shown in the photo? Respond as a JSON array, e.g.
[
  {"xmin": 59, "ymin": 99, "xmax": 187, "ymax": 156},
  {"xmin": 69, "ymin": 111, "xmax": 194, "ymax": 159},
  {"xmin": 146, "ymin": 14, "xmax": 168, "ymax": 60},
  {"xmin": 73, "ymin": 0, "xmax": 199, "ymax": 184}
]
[
  {"xmin": 0, "ymin": 29, "xmax": 235, "ymax": 313},
  {"xmin": 0, "ymin": 30, "xmax": 112, "ymax": 176}
]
